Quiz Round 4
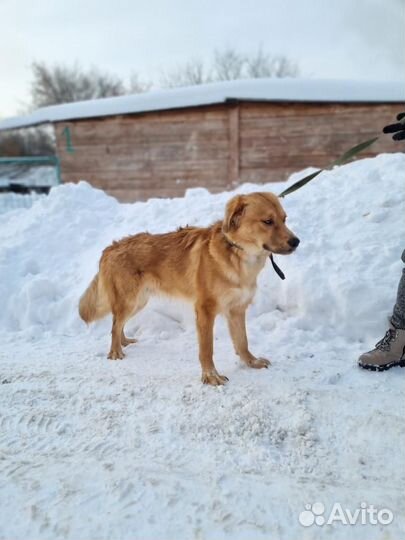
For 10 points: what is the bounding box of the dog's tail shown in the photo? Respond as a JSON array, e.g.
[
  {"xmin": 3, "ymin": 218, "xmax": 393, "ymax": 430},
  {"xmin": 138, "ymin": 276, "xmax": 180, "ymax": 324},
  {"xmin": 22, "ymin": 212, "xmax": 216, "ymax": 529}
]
[{"xmin": 79, "ymin": 273, "xmax": 110, "ymax": 323}]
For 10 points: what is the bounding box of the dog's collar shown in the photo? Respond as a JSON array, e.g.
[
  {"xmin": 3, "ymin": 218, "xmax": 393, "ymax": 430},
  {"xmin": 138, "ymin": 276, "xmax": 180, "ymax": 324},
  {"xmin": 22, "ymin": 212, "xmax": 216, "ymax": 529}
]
[
  {"xmin": 223, "ymin": 233, "xmax": 286, "ymax": 280},
  {"xmin": 222, "ymin": 232, "xmax": 244, "ymax": 251}
]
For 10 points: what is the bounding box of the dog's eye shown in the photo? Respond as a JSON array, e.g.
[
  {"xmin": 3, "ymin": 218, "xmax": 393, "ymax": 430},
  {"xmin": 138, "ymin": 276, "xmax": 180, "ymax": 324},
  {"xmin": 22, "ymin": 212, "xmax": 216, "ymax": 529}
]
[{"xmin": 263, "ymin": 219, "xmax": 274, "ymax": 226}]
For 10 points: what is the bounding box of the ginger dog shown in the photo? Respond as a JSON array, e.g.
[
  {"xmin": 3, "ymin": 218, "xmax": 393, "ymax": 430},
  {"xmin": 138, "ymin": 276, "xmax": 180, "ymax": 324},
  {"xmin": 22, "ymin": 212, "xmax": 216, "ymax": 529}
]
[{"xmin": 79, "ymin": 192, "xmax": 299, "ymax": 385}]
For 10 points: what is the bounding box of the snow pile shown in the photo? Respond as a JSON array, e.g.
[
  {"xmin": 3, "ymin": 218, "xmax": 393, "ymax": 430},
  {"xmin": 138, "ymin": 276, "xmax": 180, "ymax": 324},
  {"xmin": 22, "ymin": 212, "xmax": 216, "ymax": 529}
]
[{"xmin": 0, "ymin": 153, "xmax": 404, "ymax": 540}]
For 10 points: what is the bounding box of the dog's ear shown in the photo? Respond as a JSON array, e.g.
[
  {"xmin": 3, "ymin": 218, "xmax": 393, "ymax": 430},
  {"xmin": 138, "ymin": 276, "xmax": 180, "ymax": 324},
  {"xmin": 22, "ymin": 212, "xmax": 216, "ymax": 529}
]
[{"xmin": 223, "ymin": 195, "xmax": 247, "ymax": 233}]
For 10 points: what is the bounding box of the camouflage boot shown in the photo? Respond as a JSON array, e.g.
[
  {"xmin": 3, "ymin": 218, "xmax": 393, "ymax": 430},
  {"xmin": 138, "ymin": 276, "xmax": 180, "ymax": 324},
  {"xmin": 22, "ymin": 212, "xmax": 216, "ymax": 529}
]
[{"xmin": 358, "ymin": 324, "xmax": 405, "ymax": 372}]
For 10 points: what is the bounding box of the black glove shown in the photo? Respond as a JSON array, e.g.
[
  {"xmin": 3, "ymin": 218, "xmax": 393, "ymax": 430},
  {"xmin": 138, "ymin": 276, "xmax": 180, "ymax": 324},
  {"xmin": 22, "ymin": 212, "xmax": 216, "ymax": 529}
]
[{"xmin": 383, "ymin": 112, "xmax": 405, "ymax": 141}]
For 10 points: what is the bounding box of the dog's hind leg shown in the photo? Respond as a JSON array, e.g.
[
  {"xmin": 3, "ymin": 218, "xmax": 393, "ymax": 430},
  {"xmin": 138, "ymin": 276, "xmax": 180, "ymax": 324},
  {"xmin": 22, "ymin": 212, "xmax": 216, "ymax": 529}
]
[
  {"xmin": 195, "ymin": 300, "xmax": 228, "ymax": 385},
  {"xmin": 120, "ymin": 293, "xmax": 149, "ymax": 348},
  {"xmin": 107, "ymin": 273, "xmax": 148, "ymax": 360},
  {"xmin": 109, "ymin": 310, "xmax": 130, "ymax": 360}
]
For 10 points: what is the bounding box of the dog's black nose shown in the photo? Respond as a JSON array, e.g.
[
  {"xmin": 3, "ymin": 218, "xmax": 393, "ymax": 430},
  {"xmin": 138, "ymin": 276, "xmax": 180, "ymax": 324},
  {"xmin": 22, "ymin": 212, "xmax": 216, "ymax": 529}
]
[{"xmin": 288, "ymin": 237, "xmax": 300, "ymax": 248}]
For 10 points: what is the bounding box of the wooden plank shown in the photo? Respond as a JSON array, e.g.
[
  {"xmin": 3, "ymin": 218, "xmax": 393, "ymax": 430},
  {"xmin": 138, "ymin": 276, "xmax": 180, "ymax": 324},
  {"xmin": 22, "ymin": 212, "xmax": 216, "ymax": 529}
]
[
  {"xmin": 62, "ymin": 103, "xmax": 229, "ymax": 125},
  {"xmin": 240, "ymin": 123, "xmax": 383, "ymax": 138},
  {"xmin": 62, "ymin": 168, "xmax": 229, "ymax": 186},
  {"xmin": 57, "ymin": 122, "xmax": 229, "ymax": 147},
  {"xmin": 241, "ymin": 155, "xmax": 331, "ymax": 170},
  {"xmin": 60, "ymin": 138, "xmax": 229, "ymax": 154},
  {"xmin": 60, "ymin": 158, "xmax": 229, "ymax": 176},
  {"xmin": 228, "ymin": 105, "xmax": 240, "ymax": 183},
  {"xmin": 240, "ymin": 142, "xmax": 396, "ymax": 169},
  {"xmin": 240, "ymin": 102, "xmax": 401, "ymax": 119},
  {"xmin": 239, "ymin": 167, "xmax": 308, "ymax": 184},
  {"xmin": 241, "ymin": 131, "xmax": 378, "ymax": 149},
  {"xmin": 59, "ymin": 142, "xmax": 229, "ymax": 165},
  {"xmin": 240, "ymin": 115, "xmax": 401, "ymax": 135}
]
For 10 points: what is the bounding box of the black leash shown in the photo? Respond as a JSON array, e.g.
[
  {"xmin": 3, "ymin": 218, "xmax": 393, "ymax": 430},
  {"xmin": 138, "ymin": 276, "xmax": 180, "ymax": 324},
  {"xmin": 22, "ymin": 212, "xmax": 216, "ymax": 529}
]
[{"xmin": 269, "ymin": 254, "xmax": 286, "ymax": 280}]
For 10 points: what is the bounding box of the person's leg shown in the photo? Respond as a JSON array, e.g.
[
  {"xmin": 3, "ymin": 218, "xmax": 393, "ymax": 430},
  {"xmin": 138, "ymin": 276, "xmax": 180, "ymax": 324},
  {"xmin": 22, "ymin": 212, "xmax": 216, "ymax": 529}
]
[
  {"xmin": 391, "ymin": 250, "xmax": 405, "ymax": 330},
  {"xmin": 359, "ymin": 249, "xmax": 405, "ymax": 371}
]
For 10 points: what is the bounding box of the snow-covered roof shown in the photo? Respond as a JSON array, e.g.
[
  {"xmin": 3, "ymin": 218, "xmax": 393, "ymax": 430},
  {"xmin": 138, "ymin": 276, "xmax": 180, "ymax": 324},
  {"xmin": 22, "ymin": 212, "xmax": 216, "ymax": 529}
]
[{"xmin": 0, "ymin": 78, "xmax": 404, "ymax": 131}]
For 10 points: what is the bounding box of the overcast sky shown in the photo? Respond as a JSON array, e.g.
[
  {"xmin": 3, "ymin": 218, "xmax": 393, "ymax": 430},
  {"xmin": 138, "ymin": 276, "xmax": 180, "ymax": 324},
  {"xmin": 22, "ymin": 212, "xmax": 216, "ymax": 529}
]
[{"xmin": 1, "ymin": 0, "xmax": 404, "ymax": 118}]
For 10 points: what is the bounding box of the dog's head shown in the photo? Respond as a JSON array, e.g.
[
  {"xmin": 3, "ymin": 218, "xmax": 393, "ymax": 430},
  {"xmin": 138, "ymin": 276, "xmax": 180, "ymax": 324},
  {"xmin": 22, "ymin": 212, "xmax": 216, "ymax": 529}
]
[{"xmin": 222, "ymin": 192, "xmax": 299, "ymax": 255}]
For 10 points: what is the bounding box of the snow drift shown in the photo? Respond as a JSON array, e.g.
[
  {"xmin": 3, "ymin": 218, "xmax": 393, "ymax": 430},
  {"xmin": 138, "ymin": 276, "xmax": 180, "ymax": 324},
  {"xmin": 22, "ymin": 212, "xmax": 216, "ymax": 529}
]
[{"xmin": 0, "ymin": 153, "xmax": 404, "ymax": 540}]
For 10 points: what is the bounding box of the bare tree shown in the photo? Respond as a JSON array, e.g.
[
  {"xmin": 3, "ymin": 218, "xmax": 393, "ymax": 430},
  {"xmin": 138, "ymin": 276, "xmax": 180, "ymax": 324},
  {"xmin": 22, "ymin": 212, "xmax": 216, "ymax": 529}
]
[
  {"xmin": 0, "ymin": 127, "xmax": 55, "ymax": 157},
  {"xmin": 160, "ymin": 59, "xmax": 210, "ymax": 88},
  {"xmin": 212, "ymin": 48, "xmax": 245, "ymax": 81},
  {"xmin": 129, "ymin": 73, "xmax": 152, "ymax": 94},
  {"xmin": 0, "ymin": 131, "xmax": 28, "ymax": 157},
  {"xmin": 246, "ymin": 49, "xmax": 299, "ymax": 78},
  {"xmin": 159, "ymin": 48, "xmax": 299, "ymax": 88},
  {"xmin": 31, "ymin": 62, "xmax": 130, "ymax": 108}
]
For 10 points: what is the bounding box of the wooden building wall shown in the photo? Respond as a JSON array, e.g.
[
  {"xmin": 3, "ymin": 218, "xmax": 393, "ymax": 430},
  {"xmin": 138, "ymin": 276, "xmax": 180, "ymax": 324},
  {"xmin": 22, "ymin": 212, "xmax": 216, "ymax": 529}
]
[
  {"xmin": 237, "ymin": 102, "xmax": 401, "ymax": 184},
  {"xmin": 55, "ymin": 102, "xmax": 402, "ymax": 202}
]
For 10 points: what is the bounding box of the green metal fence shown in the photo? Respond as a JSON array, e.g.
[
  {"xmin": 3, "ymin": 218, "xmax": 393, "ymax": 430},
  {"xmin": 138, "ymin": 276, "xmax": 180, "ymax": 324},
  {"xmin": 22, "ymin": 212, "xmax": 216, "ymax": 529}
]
[{"xmin": 0, "ymin": 155, "xmax": 61, "ymax": 185}]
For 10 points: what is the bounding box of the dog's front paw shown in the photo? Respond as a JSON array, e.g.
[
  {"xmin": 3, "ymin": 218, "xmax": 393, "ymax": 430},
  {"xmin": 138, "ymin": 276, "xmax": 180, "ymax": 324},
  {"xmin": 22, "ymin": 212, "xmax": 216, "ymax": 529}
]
[
  {"xmin": 108, "ymin": 349, "xmax": 125, "ymax": 360},
  {"xmin": 201, "ymin": 370, "xmax": 229, "ymax": 386},
  {"xmin": 246, "ymin": 356, "xmax": 271, "ymax": 369}
]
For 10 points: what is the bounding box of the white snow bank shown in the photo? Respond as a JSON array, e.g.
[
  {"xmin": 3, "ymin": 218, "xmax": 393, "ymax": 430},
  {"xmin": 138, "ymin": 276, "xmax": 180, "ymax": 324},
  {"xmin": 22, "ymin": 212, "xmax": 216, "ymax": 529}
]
[
  {"xmin": 1, "ymin": 153, "xmax": 404, "ymax": 540},
  {"xmin": 0, "ymin": 78, "xmax": 404, "ymax": 130}
]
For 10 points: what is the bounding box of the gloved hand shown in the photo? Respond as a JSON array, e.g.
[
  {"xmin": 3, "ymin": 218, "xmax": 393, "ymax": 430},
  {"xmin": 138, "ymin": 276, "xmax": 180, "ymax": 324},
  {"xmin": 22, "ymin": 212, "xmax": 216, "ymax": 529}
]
[{"xmin": 383, "ymin": 112, "xmax": 405, "ymax": 141}]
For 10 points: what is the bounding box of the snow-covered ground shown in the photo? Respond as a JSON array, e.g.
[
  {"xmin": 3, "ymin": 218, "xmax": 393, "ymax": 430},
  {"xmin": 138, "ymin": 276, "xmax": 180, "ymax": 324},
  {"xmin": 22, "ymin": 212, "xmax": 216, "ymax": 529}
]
[{"xmin": 0, "ymin": 153, "xmax": 404, "ymax": 540}]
